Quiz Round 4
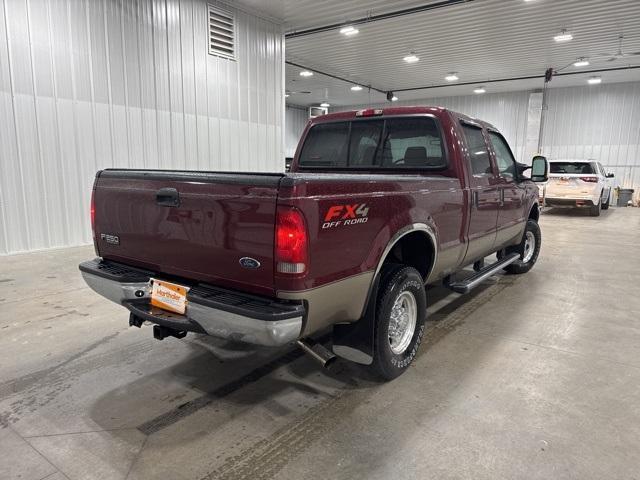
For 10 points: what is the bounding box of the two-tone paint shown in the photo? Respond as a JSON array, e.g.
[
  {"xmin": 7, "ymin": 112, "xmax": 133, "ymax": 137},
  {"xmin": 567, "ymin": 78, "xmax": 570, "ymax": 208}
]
[{"xmin": 88, "ymin": 106, "xmax": 539, "ymax": 343}]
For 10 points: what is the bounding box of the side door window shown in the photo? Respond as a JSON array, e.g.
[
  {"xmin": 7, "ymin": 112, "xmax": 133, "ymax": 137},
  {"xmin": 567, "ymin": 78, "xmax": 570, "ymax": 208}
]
[
  {"xmin": 488, "ymin": 131, "xmax": 517, "ymax": 180},
  {"xmin": 461, "ymin": 124, "xmax": 493, "ymax": 176}
]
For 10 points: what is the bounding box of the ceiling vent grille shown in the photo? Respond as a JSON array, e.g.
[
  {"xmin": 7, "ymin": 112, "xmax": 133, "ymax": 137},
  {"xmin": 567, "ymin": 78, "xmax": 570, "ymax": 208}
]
[{"xmin": 208, "ymin": 5, "xmax": 235, "ymax": 60}]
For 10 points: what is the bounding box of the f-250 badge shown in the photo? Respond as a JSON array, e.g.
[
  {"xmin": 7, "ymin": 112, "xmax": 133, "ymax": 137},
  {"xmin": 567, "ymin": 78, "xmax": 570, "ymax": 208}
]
[{"xmin": 322, "ymin": 203, "xmax": 369, "ymax": 229}]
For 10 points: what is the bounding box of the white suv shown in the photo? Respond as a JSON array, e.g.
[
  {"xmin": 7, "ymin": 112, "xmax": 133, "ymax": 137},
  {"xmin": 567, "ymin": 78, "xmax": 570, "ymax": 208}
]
[{"xmin": 541, "ymin": 160, "xmax": 614, "ymax": 216}]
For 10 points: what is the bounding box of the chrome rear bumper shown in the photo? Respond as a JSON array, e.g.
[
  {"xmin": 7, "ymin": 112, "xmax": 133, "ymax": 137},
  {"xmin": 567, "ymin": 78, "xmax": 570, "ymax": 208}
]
[{"xmin": 79, "ymin": 259, "xmax": 304, "ymax": 347}]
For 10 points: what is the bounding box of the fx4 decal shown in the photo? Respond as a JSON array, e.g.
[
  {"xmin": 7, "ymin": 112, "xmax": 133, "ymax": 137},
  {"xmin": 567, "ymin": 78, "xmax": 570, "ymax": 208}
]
[{"xmin": 322, "ymin": 203, "xmax": 369, "ymax": 229}]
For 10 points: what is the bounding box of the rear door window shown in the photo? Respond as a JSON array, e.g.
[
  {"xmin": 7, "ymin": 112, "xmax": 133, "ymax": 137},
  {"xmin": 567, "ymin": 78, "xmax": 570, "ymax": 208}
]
[
  {"xmin": 298, "ymin": 117, "xmax": 446, "ymax": 169},
  {"xmin": 461, "ymin": 124, "xmax": 492, "ymax": 175},
  {"xmin": 550, "ymin": 162, "xmax": 594, "ymax": 174}
]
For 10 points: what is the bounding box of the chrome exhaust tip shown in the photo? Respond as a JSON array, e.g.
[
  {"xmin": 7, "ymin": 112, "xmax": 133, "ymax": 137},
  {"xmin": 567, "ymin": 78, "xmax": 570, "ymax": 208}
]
[{"xmin": 296, "ymin": 338, "xmax": 337, "ymax": 369}]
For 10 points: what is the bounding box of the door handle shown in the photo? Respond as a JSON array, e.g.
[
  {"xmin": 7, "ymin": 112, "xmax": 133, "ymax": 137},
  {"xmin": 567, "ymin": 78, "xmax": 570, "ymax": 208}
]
[
  {"xmin": 473, "ymin": 190, "xmax": 479, "ymax": 207},
  {"xmin": 156, "ymin": 188, "xmax": 180, "ymax": 207},
  {"xmin": 499, "ymin": 189, "xmax": 505, "ymax": 207}
]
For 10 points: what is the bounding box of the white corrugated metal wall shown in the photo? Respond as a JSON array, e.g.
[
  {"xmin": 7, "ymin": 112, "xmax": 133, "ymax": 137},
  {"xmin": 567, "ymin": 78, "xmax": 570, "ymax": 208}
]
[
  {"xmin": 0, "ymin": 0, "xmax": 284, "ymax": 255},
  {"xmin": 335, "ymin": 91, "xmax": 531, "ymax": 163},
  {"xmin": 541, "ymin": 82, "xmax": 640, "ymax": 191},
  {"xmin": 285, "ymin": 104, "xmax": 308, "ymax": 157}
]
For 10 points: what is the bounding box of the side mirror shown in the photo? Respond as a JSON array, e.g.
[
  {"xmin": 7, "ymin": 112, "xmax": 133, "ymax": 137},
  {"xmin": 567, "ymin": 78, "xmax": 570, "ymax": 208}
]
[
  {"xmin": 606, "ymin": 173, "xmax": 615, "ymax": 178},
  {"xmin": 531, "ymin": 155, "xmax": 549, "ymax": 183}
]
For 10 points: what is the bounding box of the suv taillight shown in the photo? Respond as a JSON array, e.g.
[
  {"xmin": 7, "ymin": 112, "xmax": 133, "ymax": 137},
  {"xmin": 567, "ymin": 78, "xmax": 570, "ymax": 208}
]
[
  {"xmin": 90, "ymin": 189, "xmax": 96, "ymax": 232},
  {"xmin": 580, "ymin": 177, "xmax": 598, "ymax": 183},
  {"xmin": 275, "ymin": 206, "xmax": 308, "ymax": 275}
]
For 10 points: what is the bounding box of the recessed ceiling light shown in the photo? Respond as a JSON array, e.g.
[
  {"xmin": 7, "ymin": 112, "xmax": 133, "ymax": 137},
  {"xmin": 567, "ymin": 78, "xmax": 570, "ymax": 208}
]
[
  {"xmin": 284, "ymin": 93, "xmax": 290, "ymax": 98},
  {"xmin": 299, "ymin": 70, "xmax": 313, "ymax": 77},
  {"xmin": 339, "ymin": 25, "xmax": 359, "ymax": 36},
  {"xmin": 351, "ymin": 85, "xmax": 363, "ymax": 91},
  {"xmin": 445, "ymin": 72, "xmax": 459, "ymax": 82},
  {"xmin": 391, "ymin": 95, "xmax": 399, "ymax": 101},
  {"xmin": 573, "ymin": 57, "xmax": 589, "ymax": 67},
  {"xmin": 403, "ymin": 52, "xmax": 419, "ymax": 63},
  {"xmin": 554, "ymin": 29, "xmax": 573, "ymax": 42},
  {"xmin": 474, "ymin": 86, "xmax": 486, "ymax": 94},
  {"xmin": 588, "ymin": 76, "xmax": 602, "ymax": 85},
  {"xmin": 320, "ymin": 102, "xmax": 330, "ymax": 107}
]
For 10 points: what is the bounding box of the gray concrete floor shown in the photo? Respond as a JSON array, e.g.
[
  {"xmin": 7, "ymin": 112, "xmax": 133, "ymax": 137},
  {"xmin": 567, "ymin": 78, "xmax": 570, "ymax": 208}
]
[{"xmin": 1, "ymin": 207, "xmax": 639, "ymax": 480}]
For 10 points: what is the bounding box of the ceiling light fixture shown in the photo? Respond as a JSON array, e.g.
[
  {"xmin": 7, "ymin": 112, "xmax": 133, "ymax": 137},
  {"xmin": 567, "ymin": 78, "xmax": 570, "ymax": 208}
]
[
  {"xmin": 554, "ymin": 29, "xmax": 573, "ymax": 42},
  {"xmin": 299, "ymin": 70, "xmax": 313, "ymax": 77},
  {"xmin": 474, "ymin": 86, "xmax": 486, "ymax": 94},
  {"xmin": 588, "ymin": 76, "xmax": 602, "ymax": 85},
  {"xmin": 351, "ymin": 85, "xmax": 363, "ymax": 91},
  {"xmin": 403, "ymin": 52, "xmax": 419, "ymax": 63},
  {"xmin": 320, "ymin": 102, "xmax": 330, "ymax": 107},
  {"xmin": 284, "ymin": 93, "xmax": 290, "ymax": 98},
  {"xmin": 445, "ymin": 72, "xmax": 459, "ymax": 82},
  {"xmin": 339, "ymin": 25, "xmax": 359, "ymax": 36},
  {"xmin": 391, "ymin": 95, "xmax": 399, "ymax": 101},
  {"xmin": 573, "ymin": 57, "xmax": 589, "ymax": 67}
]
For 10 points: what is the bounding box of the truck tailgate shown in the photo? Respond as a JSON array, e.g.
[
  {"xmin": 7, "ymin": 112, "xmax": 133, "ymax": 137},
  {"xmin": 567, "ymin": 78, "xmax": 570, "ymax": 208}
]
[{"xmin": 93, "ymin": 170, "xmax": 283, "ymax": 296}]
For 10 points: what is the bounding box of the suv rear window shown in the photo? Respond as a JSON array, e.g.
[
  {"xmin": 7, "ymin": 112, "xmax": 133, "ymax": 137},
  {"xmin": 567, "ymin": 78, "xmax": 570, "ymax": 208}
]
[
  {"xmin": 298, "ymin": 117, "xmax": 446, "ymax": 169},
  {"xmin": 550, "ymin": 162, "xmax": 595, "ymax": 174}
]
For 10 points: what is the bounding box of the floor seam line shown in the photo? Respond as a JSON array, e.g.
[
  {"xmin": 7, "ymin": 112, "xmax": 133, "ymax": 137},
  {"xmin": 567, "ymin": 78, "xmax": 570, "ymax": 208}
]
[
  {"xmin": 125, "ymin": 435, "xmax": 149, "ymax": 480},
  {"xmin": 17, "ymin": 429, "xmax": 68, "ymax": 480}
]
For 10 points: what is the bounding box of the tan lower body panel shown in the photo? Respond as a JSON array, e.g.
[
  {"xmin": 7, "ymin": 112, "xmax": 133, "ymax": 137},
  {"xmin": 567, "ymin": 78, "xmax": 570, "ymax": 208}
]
[{"xmin": 277, "ymin": 271, "xmax": 375, "ymax": 337}]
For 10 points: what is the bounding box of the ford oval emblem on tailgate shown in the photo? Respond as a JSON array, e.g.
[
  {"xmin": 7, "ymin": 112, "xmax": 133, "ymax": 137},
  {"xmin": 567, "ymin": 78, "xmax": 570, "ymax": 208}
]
[{"xmin": 239, "ymin": 257, "xmax": 261, "ymax": 269}]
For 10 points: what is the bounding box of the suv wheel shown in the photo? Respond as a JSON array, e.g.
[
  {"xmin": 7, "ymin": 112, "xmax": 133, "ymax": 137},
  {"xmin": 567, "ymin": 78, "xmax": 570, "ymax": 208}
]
[
  {"xmin": 601, "ymin": 191, "xmax": 610, "ymax": 210},
  {"xmin": 498, "ymin": 219, "xmax": 541, "ymax": 274},
  {"xmin": 370, "ymin": 265, "xmax": 427, "ymax": 380}
]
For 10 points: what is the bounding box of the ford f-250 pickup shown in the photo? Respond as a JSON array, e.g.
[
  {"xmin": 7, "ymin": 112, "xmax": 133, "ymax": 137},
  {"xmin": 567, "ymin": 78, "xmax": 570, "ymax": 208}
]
[{"xmin": 79, "ymin": 106, "xmax": 549, "ymax": 380}]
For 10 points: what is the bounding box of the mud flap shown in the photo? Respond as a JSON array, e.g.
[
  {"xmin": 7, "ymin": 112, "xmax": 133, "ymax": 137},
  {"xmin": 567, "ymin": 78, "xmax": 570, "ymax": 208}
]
[{"xmin": 331, "ymin": 274, "xmax": 379, "ymax": 365}]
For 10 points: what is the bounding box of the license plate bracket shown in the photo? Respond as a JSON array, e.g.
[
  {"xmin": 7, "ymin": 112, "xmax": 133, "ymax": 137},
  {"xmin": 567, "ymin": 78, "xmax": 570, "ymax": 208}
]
[{"xmin": 150, "ymin": 279, "xmax": 190, "ymax": 315}]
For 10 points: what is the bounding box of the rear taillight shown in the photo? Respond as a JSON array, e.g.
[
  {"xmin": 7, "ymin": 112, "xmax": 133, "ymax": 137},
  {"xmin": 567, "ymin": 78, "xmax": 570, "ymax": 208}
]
[
  {"xmin": 275, "ymin": 206, "xmax": 308, "ymax": 275},
  {"xmin": 580, "ymin": 177, "xmax": 598, "ymax": 183}
]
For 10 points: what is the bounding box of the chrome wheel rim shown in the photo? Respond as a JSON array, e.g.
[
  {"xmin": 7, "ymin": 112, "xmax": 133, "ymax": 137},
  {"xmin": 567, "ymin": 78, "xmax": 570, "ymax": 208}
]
[
  {"xmin": 388, "ymin": 291, "xmax": 417, "ymax": 355},
  {"xmin": 522, "ymin": 231, "xmax": 536, "ymax": 263}
]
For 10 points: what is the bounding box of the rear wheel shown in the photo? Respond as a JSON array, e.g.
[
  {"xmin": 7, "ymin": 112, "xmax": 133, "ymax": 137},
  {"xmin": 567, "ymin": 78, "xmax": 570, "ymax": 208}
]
[
  {"xmin": 370, "ymin": 265, "xmax": 427, "ymax": 380},
  {"xmin": 498, "ymin": 219, "xmax": 541, "ymax": 274},
  {"xmin": 590, "ymin": 194, "xmax": 602, "ymax": 216}
]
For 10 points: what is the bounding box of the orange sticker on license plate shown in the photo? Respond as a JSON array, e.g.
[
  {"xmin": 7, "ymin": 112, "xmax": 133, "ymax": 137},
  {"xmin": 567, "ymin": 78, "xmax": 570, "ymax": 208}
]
[{"xmin": 150, "ymin": 279, "xmax": 189, "ymax": 314}]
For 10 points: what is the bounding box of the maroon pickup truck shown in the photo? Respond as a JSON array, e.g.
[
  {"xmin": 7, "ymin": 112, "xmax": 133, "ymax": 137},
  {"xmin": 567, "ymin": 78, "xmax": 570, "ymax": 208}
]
[{"xmin": 80, "ymin": 106, "xmax": 548, "ymax": 379}]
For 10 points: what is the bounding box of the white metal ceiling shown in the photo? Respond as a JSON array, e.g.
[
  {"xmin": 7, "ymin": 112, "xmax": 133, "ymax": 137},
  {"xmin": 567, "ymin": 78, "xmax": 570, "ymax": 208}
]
[
  {"xmin": 233, "ymin": 0, "xmax": 436, "ymax": 31},
  {"xmin": 237, "ymin": 0, "xmax": 640, "ymax": 107}
]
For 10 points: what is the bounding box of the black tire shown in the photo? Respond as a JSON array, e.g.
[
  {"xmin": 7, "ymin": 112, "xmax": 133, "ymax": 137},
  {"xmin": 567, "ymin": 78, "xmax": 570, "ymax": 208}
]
[
  {"xmin": 602, "ymin": 191, "xmax": 610, "ymax": 210},
  {"xmin": 370, "ymin": 265, "xmax": 427, "ymax": 381},
  {"xmin": 498, "ymin": 219, "xmax": 541, "ymax": 275},
  {"xmin": 590, "ymin": 194, "xmax": 602, "ymax": 216}
]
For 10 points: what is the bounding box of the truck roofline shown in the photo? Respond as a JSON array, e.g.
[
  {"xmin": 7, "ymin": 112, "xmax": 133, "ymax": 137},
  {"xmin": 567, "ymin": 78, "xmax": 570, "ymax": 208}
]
[{"xmin": 309, "ymin": 106, "xmax": 497, "ymax": 131}]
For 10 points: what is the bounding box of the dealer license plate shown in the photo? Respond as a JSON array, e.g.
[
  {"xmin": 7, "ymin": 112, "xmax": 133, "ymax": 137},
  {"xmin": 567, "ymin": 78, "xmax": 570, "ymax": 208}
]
[{"xmin": 150, "ymin": 279, "xmax": 189, "ymax": 315}]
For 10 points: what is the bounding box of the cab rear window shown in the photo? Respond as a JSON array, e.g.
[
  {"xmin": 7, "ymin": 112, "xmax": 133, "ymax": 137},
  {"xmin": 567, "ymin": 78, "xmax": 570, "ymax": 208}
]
[
  {"xmin": 550, "ymin": 162, "xmax": 595, "ymax": 174},
  {"xmin": 298, "ymin": 117, "xmax": 446, "ymax": 169}
]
